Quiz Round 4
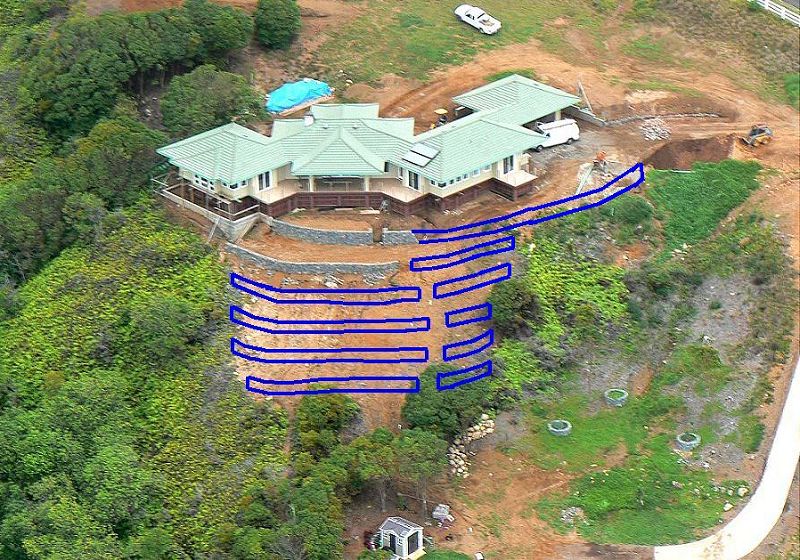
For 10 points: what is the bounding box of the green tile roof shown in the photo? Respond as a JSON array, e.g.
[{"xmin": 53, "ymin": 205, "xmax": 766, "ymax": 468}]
[
  {"xmin": 291, "ymin": 128, "xmax": 386, "ymax": 175},
  {"xmin": 395, "ymin": 110, "xmax": 546, "ymax": 182},
  {"xmin": 157, "ymin": 76, "xmax": 576, "ymax": 184},
  {"xmin": 156, "ymin": 123, "xmax": 287, "ymax": 184},
  {"xmin": 452, "ymin": 74, "xmax": 581, "ymax": 126}
]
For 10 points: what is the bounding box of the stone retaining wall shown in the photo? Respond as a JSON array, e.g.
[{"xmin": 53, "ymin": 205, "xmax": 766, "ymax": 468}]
[
  {"xmin": 381, "ymin": 229, "xmax": 418, "ymax": 244},
  {"xmin": 225, "ymin": 243, "xmax": 399, "ymax": 276},
  {"xmin": 268, "ymin": 217, "xmax": 373, "ymax": 245}
]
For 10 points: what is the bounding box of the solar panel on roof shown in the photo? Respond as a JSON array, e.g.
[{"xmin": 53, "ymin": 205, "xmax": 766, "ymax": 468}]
[
  {"xmin": 402, "ymin": 151, "xmax": 432, "ymax": 167},
  {"xmin": 410, "ymin": 143, "xmax": 439, "ymax": 159}
]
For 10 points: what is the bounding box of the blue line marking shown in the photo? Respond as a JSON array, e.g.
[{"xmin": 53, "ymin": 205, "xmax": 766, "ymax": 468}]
[
  {"xmin": 445, "ymin": 302, "xmax": 493, "ymax": 328},
  {"xmin": 436, "ymin": 360, "xmax": 493, "ymax": 391},
  {"xmin": 413, "ymin": 162, "xmax": 645, "ymax": 244},
  {"xmin": 442, "ymin": 329, "xmax": 494, "ymax": 361},
  {"xmin": 230, "ymin": 272, "xmax": 422, "ymax": 305},
  {"xmin": 432, "ymin": 262, "xmax": 512, "ymax": 299},
  {"xmin": 231, "ymin": 338, "xmax": 429, "ymax": 364},
  {"xmin": 409, "ymin": 236, "xmax": 516, "ymax": 271},
  {"xmin": 230, "ymin": 306, "xmax": 431, "ymax": 335},
  {"xmin": 245, "ymin": 375, "xmax": 421, "ymax": 396}
]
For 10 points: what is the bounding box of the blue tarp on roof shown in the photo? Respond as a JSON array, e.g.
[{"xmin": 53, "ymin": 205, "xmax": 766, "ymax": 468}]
[{"xmin": 266, "ymin": 78, "xmax": 333, "ymax": 113}]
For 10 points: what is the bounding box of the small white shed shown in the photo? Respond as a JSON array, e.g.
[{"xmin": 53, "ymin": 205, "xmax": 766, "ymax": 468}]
[{"xmin": 377, "ymin": 516, "xmax": 426, "ymax": 559}]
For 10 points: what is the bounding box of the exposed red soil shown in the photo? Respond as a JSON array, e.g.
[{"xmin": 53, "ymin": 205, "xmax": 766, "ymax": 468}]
[{"xmin": 644, "ymin": 135, "xmax": 736, "ymax": 170}]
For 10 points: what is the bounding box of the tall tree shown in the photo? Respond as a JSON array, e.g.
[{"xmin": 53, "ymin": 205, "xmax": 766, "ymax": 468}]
[
  {"xmin": 67, "ymin": 116, "xmax": 167, "ymax": 208},
  {"xmin": 161, "ymin": 65, "xmax": 263, "ymax": 137},
  {"xmin": 393, "ymin": 429, "xmax": 447, "ymax": 517},
  {"xmin": 294, "ymin": 393, "xmax": 359, "ymax": 460},
  {"xmin": 254, "ymin": 0, "xmax": 301, "ymax": 50}
]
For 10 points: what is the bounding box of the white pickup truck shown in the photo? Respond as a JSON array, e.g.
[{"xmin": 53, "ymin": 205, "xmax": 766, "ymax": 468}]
[{"xmin": 454, "ymin": 5, "xmax": 501, "ymax": 34}]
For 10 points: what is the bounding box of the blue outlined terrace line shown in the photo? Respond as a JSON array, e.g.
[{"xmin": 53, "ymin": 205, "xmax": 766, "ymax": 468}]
[
  {"xmin": 442, "ymin": 329, "xmax": 494, "ymax": 362},
  {"xmin": 409, "ymin": 235, "xmax": 516, "ymax": 271},
  {"xmin": 245, "ymin": 375, "xmax": 421, "ymax": 396},
  {"xmin": 231, "ymin": 338, "xmax": 429, "ymax": 364},
  {"xmin": 230, "ymin": 306, "xmax": 431, "ymax": 335},
  {"xmin": 413, "ymin": 162, "xmax": 645, "ymax": 244},
  {"xmin": 432, "ymin": 262, "xmax": 512, "ymax": 299},
  {"xmin": 437, "ymin": 360, "xmax": 493, "ymax": 390},
  {"xmin": 230, "ymin": 272, "xmax": 421, "ymax": 305},
  {"xmin": 444, "ymin": 302, "xmax": 493, "ymax": 328}
]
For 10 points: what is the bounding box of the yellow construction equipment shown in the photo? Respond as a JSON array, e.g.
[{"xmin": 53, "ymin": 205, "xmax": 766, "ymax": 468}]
[{"xmin": 740, "ymin": 123, "xmax": 773, "ymax": 147}]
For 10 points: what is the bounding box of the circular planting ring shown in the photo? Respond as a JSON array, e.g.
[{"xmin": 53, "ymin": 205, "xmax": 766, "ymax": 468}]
[
  {"xmin": 676, "ymin": 432, "xmax": 701, "ymax": 451},
  {"xmin": 604, "ymin": 388, "xmax": 629, "ymax": 407},
  {"xmin": 547, "ymin": 419, "xmax": 572, "ymax": 437}
]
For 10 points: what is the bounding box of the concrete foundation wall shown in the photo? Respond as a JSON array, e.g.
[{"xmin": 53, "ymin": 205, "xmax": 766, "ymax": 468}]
[
  {"xmin": 268, "ymin": 217, "xmax": 373, "ymax": 245},
  {"xmin": 225, "ymin": 243, "xmax": 399, "ymax": 276},
  {"xmin": 382, "ymin": 229, "xmax": 418, "ymax": 244}
]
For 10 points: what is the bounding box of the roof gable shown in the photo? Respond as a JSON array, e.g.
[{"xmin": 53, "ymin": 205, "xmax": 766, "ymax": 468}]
[
  {"xmin": 290, "ymin": 128, "xmax": 385, "ymax": 175},
  {"xmin": 310, "ymin": 103, "xmax": 381, "ymax": 120},
  {"xmin": 156, "ymin": 122, "xmax": 286, "ymax": 184},
  {"xmin": 453, "ymin": 74, "xmax": 581, "ymax": 125},
  {"xmin": 394, "ymin": 111, "xmax": 545, "ymax": 181}
]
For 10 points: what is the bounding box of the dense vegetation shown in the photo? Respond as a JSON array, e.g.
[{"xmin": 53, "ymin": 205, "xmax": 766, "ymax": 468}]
[
  {"xmin": 255, "ymin": 0, "xmax": 302, "ymax": 50},
  {"xmin": 0, "ymin": 111, "xmax": 166, "ymax": 291},
  {"xmin": 22, "ymin": 0, "xmax": 252, "ymax": 139},
  {"xmin": 0, "ymin": 208, "xmax": 288, "ymax": 557},
  {"xmin": 161, "ymin": 65, "xmax": 264, "ymax": 136}
]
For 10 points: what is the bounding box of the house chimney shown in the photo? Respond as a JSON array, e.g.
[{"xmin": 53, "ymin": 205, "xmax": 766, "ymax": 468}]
[{"xmin": 304, "ymin": 113, "xmax": 314, "ymax": 127}]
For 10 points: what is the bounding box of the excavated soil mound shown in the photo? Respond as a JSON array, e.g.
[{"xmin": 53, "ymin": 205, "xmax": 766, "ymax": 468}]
[{"xmin": 645, "ymin": 135, "xmax": 735, "ymax": 170}]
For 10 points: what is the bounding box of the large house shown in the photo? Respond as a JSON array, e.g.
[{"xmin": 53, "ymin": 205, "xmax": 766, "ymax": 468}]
[{"xmin": 154, "ymin": 74, "xmax": 580, "ymax": 235}]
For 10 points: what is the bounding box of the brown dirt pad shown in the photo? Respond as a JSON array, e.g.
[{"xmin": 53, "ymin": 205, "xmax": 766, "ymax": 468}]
[{"xmin": 644, "ymin": 135, "xmax": 735, "ymax": 170}]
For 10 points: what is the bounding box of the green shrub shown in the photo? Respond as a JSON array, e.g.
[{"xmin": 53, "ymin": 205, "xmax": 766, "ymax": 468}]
[
  {"xmin": 402, "ymin": 364, "xmax": 489, "ymax": 440},
  {"xmin": 518, "ymin": 237, "xmax": 629, "ymax": 348},
  {"xmin": 784, "ymin": 73, "xmax": 799, "ymax": 109},
  {"xmin": 655, "ymin": 345, "xmax": 732, "ymax": 396},
  {"xmin": 295, "ymin": 393, "xmax": 360, "ymax": 459},
  {"xmin": 628, "ymin": 0, "xmax": 658, "ymax": 20},
  {"xmin": 255, "ymin": 0, "xmax": 301, "ymax": 49},
  {"xmin": 488, "ymin": 276, "xmax": 541, "ymax": 338},
  {"xmin": 646, "ymin": 160, "xmax": 762, "ymax": 253},
  {"xmin": 493, "ymin": 339, "xmax": 554, "ymax": 393}
]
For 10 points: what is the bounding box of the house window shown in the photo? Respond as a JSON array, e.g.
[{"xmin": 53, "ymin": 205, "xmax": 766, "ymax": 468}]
[
  {"xmin": 193, "ymin": 174, "xmax": 215, "ymax": 192},
  {"xmin": 258, "ymin": 172, "xmax": 270, "ymax": 191},
  {"xmin": 384, "ymin": 162, "xmax": 390, "ymax": 173},
  {"xmin": 472, "ymin": 169, "xmax": 480, "ymax": 177},
  {"xmin": 482, "ymin": 164, "xmax": 491, "ymax": 172},
  {"xmin": 503, "ymin": 155, "xmax": 515, "ymax": 174},
  {"xmin": 407, "ymin": 171, "xmax": 420, "ymax": 190}
]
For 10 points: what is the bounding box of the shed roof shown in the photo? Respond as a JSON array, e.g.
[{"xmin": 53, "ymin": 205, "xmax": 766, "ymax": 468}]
[
  {"xmin": 452, "ymin": 74, "xmax": 581, "ymax": 126},
  {"xmin": 379, "ymin": 517, "xmax": 422, "ymax": 538}
]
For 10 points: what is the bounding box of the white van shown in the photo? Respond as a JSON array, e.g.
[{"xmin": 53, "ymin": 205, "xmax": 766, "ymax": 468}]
[{"xmin": 531, "ymin": 118, "xmax": 580, "ymax": 151}]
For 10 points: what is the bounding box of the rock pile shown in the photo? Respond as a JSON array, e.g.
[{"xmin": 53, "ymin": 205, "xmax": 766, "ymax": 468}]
[
  {"xmin": 560, "ymin": 506, "xmax": 585, "ymax": 525},
  {"xmin": 448, "ymin": 414, "xmax": 496, "ymax": 479},
  {"xmin": 640, "ymin": 117, "xmax": 671, "ymax": 140}
]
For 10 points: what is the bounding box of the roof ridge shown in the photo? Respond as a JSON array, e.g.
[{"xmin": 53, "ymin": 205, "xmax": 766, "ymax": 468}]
[
  {"xmin": 339, "ymin": 128, "xmax": 384, "ymax": 171},
  {"xmin": 414, "ymin": 108, "xmax": 499, "ymax": 140}
]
